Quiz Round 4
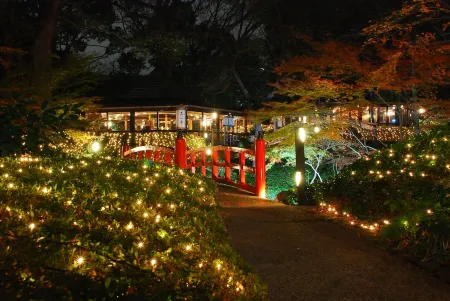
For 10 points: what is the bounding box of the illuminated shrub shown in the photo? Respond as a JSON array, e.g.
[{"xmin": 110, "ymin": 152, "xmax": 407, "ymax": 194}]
[
  {"xmin": 313, "ymin": 123, "xmax": 450, "ymax": 262},
  {"xmin": 62, "ymin": 131, "xmax": 206, "ymax": 156},
  {"xmin": 0, "ymin": 155, "xmax": 266, "ymax": 300}
]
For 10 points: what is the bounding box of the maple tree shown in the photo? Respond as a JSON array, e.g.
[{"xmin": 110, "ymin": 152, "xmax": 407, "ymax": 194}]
[
  {"xmin": 362, "ymin": 0, "xmax": 450, "ymax": 134},
  {"xmin": 254, "ymin": 0, "xmax": 450, "ymax": 141}
]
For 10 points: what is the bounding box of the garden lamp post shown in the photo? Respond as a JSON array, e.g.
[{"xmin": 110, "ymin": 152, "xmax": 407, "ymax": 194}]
[{"xmin": 295, "ymin": 127, "xmax": 308, "ymax": 205}]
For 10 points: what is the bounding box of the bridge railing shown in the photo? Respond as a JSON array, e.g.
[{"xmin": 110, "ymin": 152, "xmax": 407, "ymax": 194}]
[
  {"xmin": 122, "ymin": 134, "xmax": 266, "ymax": 198},
  {"xmin": 122, "ymin": 145, "xmax": 174, "ymax": 165}
]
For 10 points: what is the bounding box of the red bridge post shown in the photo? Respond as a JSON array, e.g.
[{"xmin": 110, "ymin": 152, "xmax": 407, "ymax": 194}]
[
  {"xmin": 175, "ymin": 131, "xmax": 187, "ymax": 169},
  {"xmin": 239, "ymin": 152, "xmax": 246, "ymax": 185},
  {"xmin": 255, "ymin": 132, "xmax": 266, "ymax": 198},
  {"xmin": 225, "ymin": 149, "xmax": 231, "ymax": 181},
  {"xmin": 122, "ymin": 145, "xmax": 130, "ymax": 157}
]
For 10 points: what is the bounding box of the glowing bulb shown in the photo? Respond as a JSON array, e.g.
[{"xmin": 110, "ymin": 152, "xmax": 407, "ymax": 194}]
[
  {"xmin": 185, "ymin": 245, "xmax": 192, "ymax": 251},
  {"xmin": 8, "ymin": 183, "xmax": 14, "ymax": 188},
  {"xmin": 426, "ymin": 209, "xmax": 432, "ymax": 214},
  {"xmin": 295, "ymin": 171, "xmax": 302, "ymax": 186},
  {"xmin": 4, "ymin": 173, "xmax": 9, "ymax": 178},
  {"xmin": 136, "ymin": 200, "xmax": 142, "ymax": 205},
  {"xmin": 216, "ymin": 263, "xmax": 221, "ymax": 270},
  {"xmin": 418, "ymin": 108, "xmax": 425, "ymax": 114},
  {"xmin": 165, "ymin": 189, "xmax": 171, "ymax": 194},
  {"xmin": 106, "ymin": 173, "xmax": 111, "ymax": 178},
  {"xmin": 298, "ymin": 128, "xmax": 306, "ymax": 142},
  {"xmin": 76, "ymin": 257, "xmax": 84, "ymax": 265},
  {"xmin": 29, "ymin": 223, "xmax": 35, "ymax": 230},
  {"xmin": 314, "ymin": 126, "xmax": 320, "ymax": 133},
  {"xmin": 126, "ymin": 222, "xmax": 133, "ymax": 230},
  {"xmin": 91, "ymin": 141, "xmax": 101, "ymax": 152},
  {"xmin": 143, "ymin": 212, "xmax": 149, "ymax": 218},
  {"xmin": 42, "ymin": 187, "xmax": 49, "ymax": 193},
  {"xmin": 151, "ymin": 259, "xmax": 157, "ymax": 266},
  {"xmin": 212, "ymin": 112, "xmax": 218, "ymax": 119},
  {"xmin": 206, "ymin": 149, "xmax": 212, "ymax": 155},
  {"xmin": 138, "ymin": 242, "xmax": 144, "ymax": 248}
]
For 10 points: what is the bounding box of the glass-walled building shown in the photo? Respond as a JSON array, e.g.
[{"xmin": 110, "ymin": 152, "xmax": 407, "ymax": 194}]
[
  {"xmin": 85, "ymin": 105, "xmax": 252, "ymax": 134},
  {"xmin": 273, "ymin": 105, "xmax": 415, "ymax": 129}
]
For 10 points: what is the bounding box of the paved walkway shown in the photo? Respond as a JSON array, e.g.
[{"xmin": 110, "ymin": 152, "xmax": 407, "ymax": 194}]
[{"xmin": 219, "ymin": 186, "xmax": 450, "ymax": 301}]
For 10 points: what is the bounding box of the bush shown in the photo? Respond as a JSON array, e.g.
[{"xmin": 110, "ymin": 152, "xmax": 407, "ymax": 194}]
[
  {"xmin": 0, "ymin": 154, "xmax": 267, "ymax": 300},
  {"xmin": 63, "ymin": 131, "xmax": 206, "ymax": 157},
  {"xmin": 314, "ymin": 123, "xmax": 450, "ymax": 261}
]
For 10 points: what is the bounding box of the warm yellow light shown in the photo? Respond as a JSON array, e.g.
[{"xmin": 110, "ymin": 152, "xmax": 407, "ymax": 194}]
[
  {"xmin": 143, "ymin": 212, "xmax": 149, "ymax": 218},
  {"xmin": 138, "ymin": 242, "xmax": 144, "ymax": 248},
  {"xmin": 426, "ymin": 209, "xmax": 433, "ymax": 214},
  {"xmin": 185, "ymin": 245, "xmax": 192, "ymax": 251},
  {"xmin": 314, "ymin": 126, "xmax": 320, "ymax": 133},
  {"xmin": 206, "ymin": 149, "xmax": 212, "ymax": 155},
  {"xmin": 418, "ymin": 108, "xmax": 425, "ymax": 114},
  {"xmin": 298, "ymin": 128, "xmax": 306, "ymax": 142},
  {"xmin": 8, "ymin": 183, "xmax": 14, "ymax": 188},
  {"xmin": 76, "ymin": 257, "xmax": 84, "ymax": 265},
  {"xmin": 151, "ymin": 259, "xmax": 157, "ymax": 266},
  {"xmin": 29, "ymin": 223, "xmax": 35, "ymax": 230},
  {"xmin": 42, "ymin": 187, "xmax": 49, "ymax": 193},
  {"xmin": 126, "ymin": 222, "xmax": 133, "ymax": 230},
  {"xmin": 204, "ymin": 133, "xmax": 208, "ymax": 138},
  {"xmin": 212, "ymin": 112, "xmax": 218, "ymax": 119},
  {"xmin": 295, "ymin": 171, "xmax": 302, "ymax": 186},
  {"xmin": 91, "ymin": 141, "xmax": 101, "ymax": 152}
]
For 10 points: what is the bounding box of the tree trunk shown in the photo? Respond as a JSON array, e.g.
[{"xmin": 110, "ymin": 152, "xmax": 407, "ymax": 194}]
[
  {"xmin": 30, "ymin": 0, "xmax": 61, "ymax": 105},
  {"xmin": 232, "ymin": 68, "xmax": 251, "ymax": 109}
]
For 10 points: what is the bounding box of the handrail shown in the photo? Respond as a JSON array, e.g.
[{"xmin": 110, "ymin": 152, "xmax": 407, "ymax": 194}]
[
  {"xmin": 123, "ymin": 145, "xmax": 174, "ymax": 157},
  {"xmin": 186, "ymin": 146, "xmax": 254, "ymax": 156}
]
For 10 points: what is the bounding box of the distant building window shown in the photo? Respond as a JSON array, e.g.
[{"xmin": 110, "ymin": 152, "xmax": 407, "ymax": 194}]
[
  {"xmin": 158, "ymin": 112, "xmax": 176, "ymax": 130},
  {"xmin": 135, "ymin": 112, "xmax": 157, "ymax": 131},
  {"xmin": 108, "ymin": 112, "xmax": 130, "ymax": 131}
]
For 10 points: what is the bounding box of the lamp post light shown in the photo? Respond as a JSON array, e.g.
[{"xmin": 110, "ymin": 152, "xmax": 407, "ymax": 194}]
[{"xmin": 295, "ymin": 127, "xmax": 308, "ymax": 205}]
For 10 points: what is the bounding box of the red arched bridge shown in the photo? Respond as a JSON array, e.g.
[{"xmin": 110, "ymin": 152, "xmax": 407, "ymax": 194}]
[{"xmin": 122, "ymin": 134, "xmax": 266, "ymax": 198}]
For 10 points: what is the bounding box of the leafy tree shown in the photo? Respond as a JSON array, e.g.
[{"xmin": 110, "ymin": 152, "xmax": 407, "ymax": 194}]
[{"xmin": 362, "ymin": 0, "xmax": 450, "ymax": 134}]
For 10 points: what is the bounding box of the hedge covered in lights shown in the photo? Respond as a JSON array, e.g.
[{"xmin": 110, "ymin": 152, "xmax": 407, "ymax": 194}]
[
  {"xmin": 62, "ymin": 130, "xmax": 206, "ymax": 156},
  {"xmin": 0, "ymin": 155, "xmax": 267, "ymax": 299},
  {"xmin": 311, "ymin": 123, "xmax": 450, "ymax": 262}
]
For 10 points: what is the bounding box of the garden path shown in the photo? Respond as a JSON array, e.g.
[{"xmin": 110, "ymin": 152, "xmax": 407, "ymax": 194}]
[{"xmin": 218, "ymin": 186, "xmax": 450, "ymax": 301}]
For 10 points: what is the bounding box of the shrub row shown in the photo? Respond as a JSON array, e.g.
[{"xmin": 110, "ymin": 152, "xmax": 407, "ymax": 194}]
[
  {"xmin": 0, "ymin": 154, "xmax": 266, "ymax": 300},
  {"xmin": 308, "ymin": 123, "xmax": 450, "ymax": 262}
]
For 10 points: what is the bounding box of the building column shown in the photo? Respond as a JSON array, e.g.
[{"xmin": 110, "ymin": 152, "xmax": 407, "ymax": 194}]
[
  {"xmin": 156, "ymin": 111, "xmax": 159, "ymax": 130},
  {"xmin": 130, "ymin": 111, "xmax": 135, "ymax": 132}
]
